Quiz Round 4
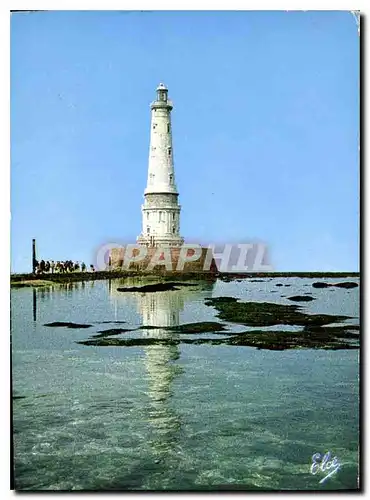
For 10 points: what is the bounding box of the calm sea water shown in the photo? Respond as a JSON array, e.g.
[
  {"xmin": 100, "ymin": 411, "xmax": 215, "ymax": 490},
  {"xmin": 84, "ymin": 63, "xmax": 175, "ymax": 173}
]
[{"xmin": 11, "ymin": 277, "xmax": 360, "ymax": 491}]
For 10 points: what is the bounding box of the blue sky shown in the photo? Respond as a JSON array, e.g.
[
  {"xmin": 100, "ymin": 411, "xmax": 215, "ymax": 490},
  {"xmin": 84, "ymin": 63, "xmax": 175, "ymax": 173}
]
[{"xmin": 11, "ymin": 10, "xmax": 359, "ymax": 272}]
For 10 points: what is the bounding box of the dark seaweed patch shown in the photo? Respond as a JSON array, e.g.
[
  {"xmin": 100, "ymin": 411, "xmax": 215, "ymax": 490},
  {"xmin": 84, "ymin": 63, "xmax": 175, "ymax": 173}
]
[
  {"xmin": 116, "ymin": 282, "xmax": 197, "ymax": 293},
  {"xmin": 312, "ymin": 282, "xmax": 330, "ymax": 288},
  {"xmin": 333, "ymin": 282, "xmax": 358, "ymax": 289},
  {"xmin": 204, "ymin": 297, "xmax": 351, "ymax": 327},
  {"xmin": 287, "ymin": 295, "xmax": 316, "ymax": 302},
  {"xmin": 133, "ymin": 322, "xmax": 228, "ymax": 335},
  {"xmin": 77, "ymin": 324, "xmax": 359, "ymax": 350},
  {"xmin": 92, "ymin": 328, "xmax": 135, "ymax": 339},
  {"xmin": 166, "ymin": 321, "xmax": 228, "ymax": 334},
  {"xmin": 312, "ymin": 281, "xmax": 359, "ymax": 289},
  {"xmin": 225, "ymin": 329, "xmax": 359, "ymax": 350},
  {"xmin": 44, "ymin": 322, "xmax": 92, "ymax": 329},
  {"xmin": 204, "ymin": 296, "xmax": 238, "ymax": 304},
  {"xmin": 77, "ymin": 337, "xmax": 182, "ymax": 347}
]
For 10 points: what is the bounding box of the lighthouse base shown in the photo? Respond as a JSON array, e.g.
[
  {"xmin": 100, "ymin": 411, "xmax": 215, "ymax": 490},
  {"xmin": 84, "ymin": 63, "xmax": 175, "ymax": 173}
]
[
  {"xmin": 110, "ymin": 246, "xmax": 218, "ymax": 274},
  {"xmin": 136, "ymin": 235, "xmax": 184, "ymax": 248}
]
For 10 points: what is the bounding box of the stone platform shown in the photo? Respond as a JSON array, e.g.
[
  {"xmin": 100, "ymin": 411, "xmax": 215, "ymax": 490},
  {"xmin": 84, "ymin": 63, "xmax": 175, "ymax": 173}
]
[{"xmin": 110, "ymin": 246, "xmax": 218, "ymax": 274}]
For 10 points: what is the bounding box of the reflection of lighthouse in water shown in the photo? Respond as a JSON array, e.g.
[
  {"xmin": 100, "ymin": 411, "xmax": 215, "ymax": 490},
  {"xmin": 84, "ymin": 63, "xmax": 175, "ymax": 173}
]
[
  {"xmin": 138, "ymin": 283, "xmax": 212, "ymax": 458},
  {"xmin": 140, "ymin": 289, "xmax": 184, "ymax": 330},
  {"xmin": 110, "ymin": 280, "xmax": 215, "ymax": 459},
  {"xmin": 140, "ymin": 290, "xmax": 183, "ymax": 457}
]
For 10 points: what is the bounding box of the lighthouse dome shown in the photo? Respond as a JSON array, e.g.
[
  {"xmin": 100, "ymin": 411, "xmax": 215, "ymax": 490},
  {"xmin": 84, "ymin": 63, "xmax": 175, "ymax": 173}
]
[{"xmin": 156, "ymin": 83, "xmax": 168, "ymax": 91}]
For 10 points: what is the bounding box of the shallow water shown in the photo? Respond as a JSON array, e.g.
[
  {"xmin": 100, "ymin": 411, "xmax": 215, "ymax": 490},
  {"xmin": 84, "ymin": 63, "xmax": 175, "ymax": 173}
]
[{"xmin": 11, "ymin": 277, "xmax": 360, "ymax": 490}]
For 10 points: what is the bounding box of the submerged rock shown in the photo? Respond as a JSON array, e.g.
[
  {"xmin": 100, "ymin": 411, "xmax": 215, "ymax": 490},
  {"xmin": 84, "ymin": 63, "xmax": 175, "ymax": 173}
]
[
  {"xmin": 92, "ymin": 328, "xmax": 135, "ymax": 339},
  {"xmin": 226, "ymin": 328, "xmax": 359, "ymax": 350},
  {"xmin": 204, "ymin": 296, "xmax": 238, "ymax": 304},
  {"xmin": 333, "ymin": 282, "xmax": 359, "ymax": 289},
  {"xmin": 303, "ymin": 324, "xmax": 359, "ymax": 335},
  {"xmin": 227, "ymin": 323, "xmax": 359, "ymax": 350},
  {"xmin": 166, "ymin": 321, "xmax": 227, "ymax": 334},
  {"xmin": 77, "ymin": 337, "xmax": 181, "ymax": 347},
  {"xmin": 77, "ymin": 324, "xmax": 359, "ymax": 350},
  {"xmin": 134, "ymin": 322, "xmax": 228, "ymax": 334},
  {"xmin": 137, "ymin": 322, "xmax": 227, "ymax": 333},
  {"xmin": 116, "ymin": 282, "xmax": 196, "ymax": 293},
  {"xmin": 312, "ymin": 282, "xmax": 330, "ymax": 288},
  {"xmin": 44, "ymin": 322, "xmax": 92, "ymax": 329},
  {"xmin": 137, "ymin": 325, "xmax": 163, "ymax": 330},
  {"xmin": 287, "ymin": 295, "xmax": 316, "ymax": 302},
  {"xmin": 312, "ymin": 281, "xmax": 358, "ymax": 289},
  {"xmin": 204, "ymin": 297, "xmax": 350, "ymax": 328},
  {"xmin": 84, "ymin": 321, "xmax": 229, "ymax": 340},
  {"xmin": 77, "ymin": 336, "xmax": 233, "ymax": 348}
]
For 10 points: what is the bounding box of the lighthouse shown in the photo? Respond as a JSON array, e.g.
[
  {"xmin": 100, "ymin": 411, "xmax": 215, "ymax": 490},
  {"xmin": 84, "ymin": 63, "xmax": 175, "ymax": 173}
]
[
  {"xmin": 137, "ymin": 83, "xmax": 184, "ymax": 247},
  {"xmin": 108, "ymin": 84, "xmax": 218, "ymax": 272}
]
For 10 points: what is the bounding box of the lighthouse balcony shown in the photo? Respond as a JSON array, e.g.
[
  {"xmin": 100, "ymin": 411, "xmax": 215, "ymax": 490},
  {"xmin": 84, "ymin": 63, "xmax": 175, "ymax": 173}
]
[
  {"xmin": 144, "ymin": 185, "xmax": 178, "ymax": 196},
  {"xmin": 150, "ymin": 100, "xmax": 173, "ymax": 110}
]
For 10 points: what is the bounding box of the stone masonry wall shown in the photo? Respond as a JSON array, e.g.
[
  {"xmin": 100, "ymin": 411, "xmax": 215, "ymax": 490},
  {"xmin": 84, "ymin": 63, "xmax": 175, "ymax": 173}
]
[{"xmin": 110, "ymin": 247, "xmax": 218, "ymax": 274}]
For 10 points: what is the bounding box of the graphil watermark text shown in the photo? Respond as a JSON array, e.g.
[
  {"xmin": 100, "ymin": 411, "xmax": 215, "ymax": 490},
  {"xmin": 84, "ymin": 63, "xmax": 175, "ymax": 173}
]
[{"xmin": 95, "ymin": 242, "xmax": 273, "ymax": 273}]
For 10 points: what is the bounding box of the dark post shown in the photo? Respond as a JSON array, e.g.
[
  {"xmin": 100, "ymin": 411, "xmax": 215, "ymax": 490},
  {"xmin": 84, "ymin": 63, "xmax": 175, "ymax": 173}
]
[
  {"xmin": 32, "ymin": 288, "xmax": 37, "ymax": 322},
  {"xmin": 32, "ymin": 239, "xmax": 37, "ymax": 274}
]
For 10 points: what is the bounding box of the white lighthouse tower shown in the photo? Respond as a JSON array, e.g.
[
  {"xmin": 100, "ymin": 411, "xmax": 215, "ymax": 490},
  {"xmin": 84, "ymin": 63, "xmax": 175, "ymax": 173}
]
[{"xmin": 137, "ymin": 83, "xmax": 184, "ymax": 247}]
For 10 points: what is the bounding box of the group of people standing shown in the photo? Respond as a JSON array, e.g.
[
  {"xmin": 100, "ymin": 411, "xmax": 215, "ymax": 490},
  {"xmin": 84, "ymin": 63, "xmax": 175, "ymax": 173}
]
[{"xmin": 34, "ymin": 260, "xmax": 95, "ymax": 274}]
